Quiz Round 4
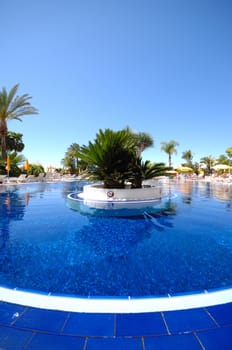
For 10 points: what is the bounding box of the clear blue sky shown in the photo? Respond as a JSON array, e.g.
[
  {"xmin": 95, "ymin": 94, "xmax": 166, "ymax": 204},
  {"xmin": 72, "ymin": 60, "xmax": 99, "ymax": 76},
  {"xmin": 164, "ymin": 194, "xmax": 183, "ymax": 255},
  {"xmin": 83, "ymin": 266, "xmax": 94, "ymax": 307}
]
[{"xmin": 1, "ymin": 0, "xmax": 232, "ymax": 169}]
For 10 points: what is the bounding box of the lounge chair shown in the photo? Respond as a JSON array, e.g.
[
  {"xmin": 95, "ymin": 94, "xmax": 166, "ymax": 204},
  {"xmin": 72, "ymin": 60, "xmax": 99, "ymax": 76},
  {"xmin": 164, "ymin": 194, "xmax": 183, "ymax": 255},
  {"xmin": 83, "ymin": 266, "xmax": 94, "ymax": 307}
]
[
  {"xmin": 17, "ymin": 174, "xmax": 27, "ymax": 183},
  {"xmin": 37, "ymin": 173, "xmax": 45, "ymax": 181},
  {"xmin": 26, "ymin": 175, "xmax": 36, "ymax": 182},
  {"xmin": 44, "ymin": 172, "xmax": 62, "ymax": 182},
  {"xmin": 0, "ymin": 175, "xmax": 7, "ymax": 184}
]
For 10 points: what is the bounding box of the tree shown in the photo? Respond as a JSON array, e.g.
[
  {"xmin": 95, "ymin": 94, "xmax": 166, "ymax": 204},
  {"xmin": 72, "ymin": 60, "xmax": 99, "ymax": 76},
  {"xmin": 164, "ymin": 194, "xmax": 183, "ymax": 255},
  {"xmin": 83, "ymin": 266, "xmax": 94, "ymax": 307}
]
[
  {"xmin": 62, "ymin": 143, "xmax": 80, "ymax": 174},
  {"xmin": 77, "ymin": 128, "xmax": 168, "ymax": 189},
  {"xmin": 0, "ymin": 151, "xmax": 25, "ymax": 176},
  {"xmin": 124, "ymin": 127, "xmax": 154, "ymax": 157},
  {"xmin": 0, "ymin": 84, "xmax": 38, "ymax": 161},
  {"xmin": 129, "ymin": 158, "xmax": 170, "ymax": 188},
  {"xmin": 161, "ymin": 140, "xmax": 179, "ymax": 167},
  {"xmin": 192, "ymin": 162, "xmax": 201, "ymax": 176},
  {"xmin": 0, "ymin": 131, "xmax": 25, "ymax": 153},
  {"xmin": 200, "ymin": 156, "xmax": 216, "ymax": 175},
  {"xmin": 217, "ymin": 154, "xmax": 230, "ymax": 165},
  {"xmin": 182, "ymin": 149, "xmax": 194, "ymax": 167},
  {"xmin": 226, "ymin": 147, "xmax": 232, "ymax": 166},
  {"xmin": 28, "ymin": 163, "xmax": 45, "ymax": 176},
  {"xmin": 77, "ymin": 128, "xmax": 136, "ymax": 188}
]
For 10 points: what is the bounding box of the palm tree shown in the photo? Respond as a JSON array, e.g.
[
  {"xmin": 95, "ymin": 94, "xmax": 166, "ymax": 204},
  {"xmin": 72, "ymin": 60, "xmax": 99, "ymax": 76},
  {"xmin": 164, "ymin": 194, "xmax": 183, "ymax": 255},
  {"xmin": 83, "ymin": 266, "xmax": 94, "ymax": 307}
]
[
  {"xmin": 63, "ymin": 143, "xmax": 80, "ymax": 174},
  {"xmin": 0, "ymin": 131, "xmax": 25, "ymax": 153},
  {"xmin": 0, "ymin": 84, "xmax": 38, "ymax": 161},
  {"xmin": 226, "ymin": 147, "xmax": 232, "ymax": 166},
  {"xmin": 77, "ymin": 128, "xmax": 167, "ymax": 188},
  {"xmin": 129, "ymin": 158, "xmax": 170, "ymax": 188},
  {"xmin": 77, "ymin": 128, "xmax": 136, "ymax": 188},
  {"xmin": 200, "ymin": 156, "xmax": 216, "ymax": 175},
  {"xmin": 217, "ymin": 154, "xmax": 230, "ymax": 165},
  {"xmin": 124, "ymin": 127, "xmax": 154, "ymax": 157},
  {"xmin": 182, "ymin": 149, "xmax": 194, "ymax": 167},
  {"xmin": 0, "ymin": 151, "xmax": 26, "ymax": 176},
  {"xmin": 134, "ymin": 132, "xmax": 154, "ymax": 157},
  {"xmin": 160, "ymin": 140, "xmax": 179, "ymax": 167}
]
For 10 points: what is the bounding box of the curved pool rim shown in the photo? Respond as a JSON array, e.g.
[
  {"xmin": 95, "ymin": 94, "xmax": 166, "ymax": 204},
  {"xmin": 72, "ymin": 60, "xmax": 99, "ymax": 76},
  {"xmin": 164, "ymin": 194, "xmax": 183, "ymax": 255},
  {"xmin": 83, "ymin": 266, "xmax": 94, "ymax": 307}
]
[
  {"xmin": 0, "ymin": 285, "xmax": 232, "ymax": 313},
  {"xmin": 1, "ymin": 180, "xmax": 232, "ymax": 313}
]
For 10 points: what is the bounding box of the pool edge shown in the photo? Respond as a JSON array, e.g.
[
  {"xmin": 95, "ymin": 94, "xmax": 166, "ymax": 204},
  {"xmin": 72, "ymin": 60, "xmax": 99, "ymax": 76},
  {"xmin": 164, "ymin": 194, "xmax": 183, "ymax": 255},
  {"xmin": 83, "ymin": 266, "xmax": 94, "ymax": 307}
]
[{"xmin": 0, "ymin": 286, "xmax": 232, "ymax": 313}]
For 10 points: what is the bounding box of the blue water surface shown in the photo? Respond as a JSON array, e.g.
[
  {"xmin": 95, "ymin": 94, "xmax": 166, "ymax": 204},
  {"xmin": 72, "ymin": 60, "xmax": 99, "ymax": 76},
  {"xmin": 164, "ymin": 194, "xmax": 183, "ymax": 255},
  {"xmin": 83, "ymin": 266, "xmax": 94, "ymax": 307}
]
[{"xmin": 0, "ymin": 180, "xmax": 232, "ymax": 296}]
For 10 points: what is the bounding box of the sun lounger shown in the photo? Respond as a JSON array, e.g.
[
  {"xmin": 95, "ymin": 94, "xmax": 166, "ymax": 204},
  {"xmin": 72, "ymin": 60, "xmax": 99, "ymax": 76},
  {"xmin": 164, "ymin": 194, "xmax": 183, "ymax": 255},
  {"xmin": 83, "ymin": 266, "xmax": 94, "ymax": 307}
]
[
  {"xmin": 26, "ymin": 175, "xmax": 36, "ymax": 182},
  {"xmin": 17, "ymin": 174, "xmax": 27, "ymax": 183},
  {"xmin": 0, "ymin": 175, "xmax": 7, "ymax": 183},
  {"xmin": 37, "ymin": 173, "xmax": 45, "ymax": 181}
]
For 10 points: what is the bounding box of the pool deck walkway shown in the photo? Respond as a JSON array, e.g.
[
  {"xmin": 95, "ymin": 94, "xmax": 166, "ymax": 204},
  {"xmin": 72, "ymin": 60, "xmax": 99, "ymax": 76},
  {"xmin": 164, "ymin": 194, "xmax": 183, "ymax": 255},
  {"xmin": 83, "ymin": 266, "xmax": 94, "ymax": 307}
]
[{"xmin": 0, "ymin": 301, "xmax": 232, "ymax": 349}]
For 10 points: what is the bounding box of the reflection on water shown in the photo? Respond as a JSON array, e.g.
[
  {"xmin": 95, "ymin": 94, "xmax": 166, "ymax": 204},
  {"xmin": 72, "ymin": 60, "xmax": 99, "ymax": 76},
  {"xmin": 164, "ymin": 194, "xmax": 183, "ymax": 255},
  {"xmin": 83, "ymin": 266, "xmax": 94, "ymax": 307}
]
[
  {"xmin": 0, "ymin": 182, "xmax": 84, "ymax": 250},
  {"xmin": 0, "ymin": 180, "xmax": 232, "ymax": 296},
  {"xmin": 211, "ymin": 183, "xmax": 232, "ymax": 202},
  {"xmin": 0, "ymin": 189, "xmax": 27, "ymax": 249},
  {"xmin": 175, "ymin": 181, "xmax": 194, "ymax": 204},
  {"xmin": 169, "ymin": 179, "xmax": 232, "ymax": 209}
]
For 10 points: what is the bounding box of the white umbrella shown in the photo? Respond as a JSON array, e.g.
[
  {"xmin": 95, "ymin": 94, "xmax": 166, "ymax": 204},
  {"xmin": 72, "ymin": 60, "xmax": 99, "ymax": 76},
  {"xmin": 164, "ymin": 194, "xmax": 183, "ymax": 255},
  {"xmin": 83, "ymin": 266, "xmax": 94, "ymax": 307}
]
[
  {"xmin": 212, "ymin": 164, "xmax": 231, "ymax": 171},
  {"xmin": 165, "ymin": 170, "xmax": 178, "ymax": 174}
]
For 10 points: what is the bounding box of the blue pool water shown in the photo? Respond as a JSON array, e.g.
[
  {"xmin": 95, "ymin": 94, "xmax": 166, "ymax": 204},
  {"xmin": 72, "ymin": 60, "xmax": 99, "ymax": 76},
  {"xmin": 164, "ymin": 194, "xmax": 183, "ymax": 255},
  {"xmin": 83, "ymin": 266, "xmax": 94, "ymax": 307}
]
[{"xmin": 0, "ymin": 180, "xmax": 232, "ymax": 297}]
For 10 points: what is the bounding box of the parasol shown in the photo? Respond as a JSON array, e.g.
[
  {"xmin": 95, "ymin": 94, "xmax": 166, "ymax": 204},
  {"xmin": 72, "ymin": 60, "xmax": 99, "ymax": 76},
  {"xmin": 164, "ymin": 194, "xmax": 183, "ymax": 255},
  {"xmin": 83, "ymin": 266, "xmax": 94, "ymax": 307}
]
[
  {"xmin": 175, "ymin": 166, "xmax": 193, "ymax": 173},
  {"xmin": 5, "ymin": 155, "xmax": 11, "ymax": 177},
  {"xmin": 24, "ymin": 160, "xmax": 29, "ymax": 172}
]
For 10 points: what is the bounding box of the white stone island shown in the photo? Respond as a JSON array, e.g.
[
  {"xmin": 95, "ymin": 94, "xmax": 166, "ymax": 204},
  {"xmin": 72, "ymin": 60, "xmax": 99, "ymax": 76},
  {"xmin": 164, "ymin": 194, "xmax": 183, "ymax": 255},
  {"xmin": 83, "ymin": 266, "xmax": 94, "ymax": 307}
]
[{"xmin": 67, "ymin": 182, "xmax": 164, "ymax": 211}]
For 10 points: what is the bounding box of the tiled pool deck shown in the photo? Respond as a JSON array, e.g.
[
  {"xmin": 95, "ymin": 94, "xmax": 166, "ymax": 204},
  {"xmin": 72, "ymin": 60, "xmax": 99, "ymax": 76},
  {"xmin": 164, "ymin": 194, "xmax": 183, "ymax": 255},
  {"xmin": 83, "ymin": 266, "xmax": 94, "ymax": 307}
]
[{"xmin": 1, "ymin": 300, "xmax": 232, "ymax": 349}]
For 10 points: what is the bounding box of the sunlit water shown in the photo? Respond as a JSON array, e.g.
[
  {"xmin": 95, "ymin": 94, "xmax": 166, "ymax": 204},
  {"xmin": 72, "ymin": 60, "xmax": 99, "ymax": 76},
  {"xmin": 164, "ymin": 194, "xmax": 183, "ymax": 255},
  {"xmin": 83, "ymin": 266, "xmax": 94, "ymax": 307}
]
[{"xmin": 0, "ymin": 180, "xmax": 232, "ymax": 296}]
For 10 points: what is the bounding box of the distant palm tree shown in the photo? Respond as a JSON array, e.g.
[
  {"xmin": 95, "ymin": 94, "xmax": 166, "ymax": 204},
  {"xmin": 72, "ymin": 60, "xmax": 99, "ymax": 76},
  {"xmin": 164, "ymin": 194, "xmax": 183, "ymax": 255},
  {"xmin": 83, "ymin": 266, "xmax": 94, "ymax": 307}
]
[
  {"xmin": 200, "ymin": 156, "xmax": 216, "ymax": 175},
  {"xmin": 217, "ymin": 154, "xmax": 230, "ymax": 165},
  {"xmin": 0, "ymin": 84, "xmax": 38, "ymax": 161},
  {"xmin": 161, "ymin": 140, "xmax": 179, "ymax": 167},
  {"xmin": 182, "ymin": 149, "xmax": 194, "ymax": 167},
  {"xmin": 134, "ymin": 132, "xmax": 154, "ymax": 157},
  {"xmin": 226, "ymin": 147, "xmax": 232, "ymax": 166},
  {"xmin": 63, "ymin": 143, "xmax": 80, "ymax": 174},
  {"xmin": 124, "ymin": 127, "xmax": 154, "ymax": 157}
]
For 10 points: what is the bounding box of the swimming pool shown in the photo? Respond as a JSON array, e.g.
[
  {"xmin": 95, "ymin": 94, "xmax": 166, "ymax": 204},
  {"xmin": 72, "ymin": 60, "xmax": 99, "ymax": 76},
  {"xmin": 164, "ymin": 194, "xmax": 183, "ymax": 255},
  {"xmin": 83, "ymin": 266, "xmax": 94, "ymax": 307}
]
[{"xmin": 0, "ymin": 180, "xmax": 232, "ymax": 298}]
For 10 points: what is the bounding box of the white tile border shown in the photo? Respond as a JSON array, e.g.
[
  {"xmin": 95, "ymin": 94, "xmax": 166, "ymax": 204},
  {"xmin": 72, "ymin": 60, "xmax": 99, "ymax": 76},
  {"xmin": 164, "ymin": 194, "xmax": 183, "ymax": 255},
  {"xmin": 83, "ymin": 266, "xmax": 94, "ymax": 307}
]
[{"xmin": 0, "ymin": 286, "xmax": 232, "ymax": 313}]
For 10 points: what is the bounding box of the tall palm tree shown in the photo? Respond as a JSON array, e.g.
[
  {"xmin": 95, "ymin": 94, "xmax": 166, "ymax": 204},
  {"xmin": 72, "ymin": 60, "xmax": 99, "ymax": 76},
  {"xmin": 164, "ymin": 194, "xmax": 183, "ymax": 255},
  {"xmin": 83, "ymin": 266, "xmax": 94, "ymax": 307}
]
[
  {"xmin": 134, "ymin": 132, "xmax": 154, "ymax": 157},
  {"xmin": 63, "ymin": 143, "xmax": 80, "ymax": 174},
  {"xmin": 124, "ymin": 127, "xmax": 154, "ymax": 157},
  {"xmin": 0, "ymin": 84, "xmax": 38, "ymax": 161},
  {"xmin": 160, "ymin": 140, "xmax": 179, "ymax": 167}
]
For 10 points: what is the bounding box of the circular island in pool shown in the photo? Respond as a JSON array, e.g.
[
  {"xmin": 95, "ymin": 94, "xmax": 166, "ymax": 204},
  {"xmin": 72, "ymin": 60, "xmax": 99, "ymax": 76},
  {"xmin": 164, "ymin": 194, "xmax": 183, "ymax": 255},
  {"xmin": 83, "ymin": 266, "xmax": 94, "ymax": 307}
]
[
  {"xmin": 67, "ymin": 182, "xmax": 164, "ymax": 212},
  {"xmin": 0, "ymin": 179, "xmax": 232, "ymax": 311}
]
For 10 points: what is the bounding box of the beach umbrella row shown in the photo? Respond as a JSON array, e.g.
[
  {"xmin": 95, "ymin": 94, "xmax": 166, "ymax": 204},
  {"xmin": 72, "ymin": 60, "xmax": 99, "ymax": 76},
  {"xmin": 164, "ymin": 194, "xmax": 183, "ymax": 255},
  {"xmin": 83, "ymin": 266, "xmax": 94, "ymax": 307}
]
[
  {"xmin": 212, "ymin": 164, "xmax": 232, "ymax": 171},
  {"xmin": 175, "ymin": 166, "xmax": 193, "ymax": 173},
  {"xmin": 5, "ymin": 157, "xmax": 29, "ymax": 176}
]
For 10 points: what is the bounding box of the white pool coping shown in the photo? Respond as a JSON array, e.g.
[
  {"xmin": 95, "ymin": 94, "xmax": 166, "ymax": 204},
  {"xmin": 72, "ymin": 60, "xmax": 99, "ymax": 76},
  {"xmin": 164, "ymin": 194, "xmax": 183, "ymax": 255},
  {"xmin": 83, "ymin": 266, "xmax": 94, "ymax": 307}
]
[{"xmin": 1, "ymin": 286, "xmax": 232, "ymax": 313}]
